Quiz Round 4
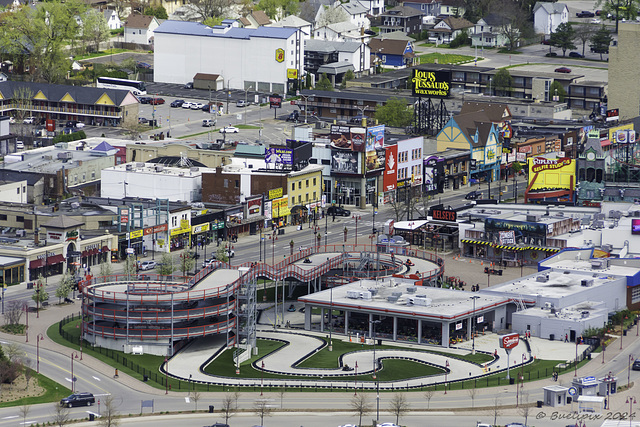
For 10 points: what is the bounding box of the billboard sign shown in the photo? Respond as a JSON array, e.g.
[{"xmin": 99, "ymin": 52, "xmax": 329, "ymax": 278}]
[
  {"xmin": 383, "ymin": 145, "xmax": 398, "ymax": 192},
  {"xmin": 431, "ymin": 208, "xmax": 457, "ymax": 222},
  {"xmin": 366, "ymin": 125, "xmax": 386, "ymax": 172},
  {"xmin": 269, "ymin": 94, "xmax": 282, "ymax": 109},
  {"xmin": 606, "ymin": 108, "xmax": 619, "ymax": 122},
  {"xmin": 499, "ymin": 230, "xmax": 516, "ymax": 245},
  {"xmin": 499, "ymin": 333, "xmax": 519, "ymax": 350},
  {"xmin": 527, "ymin": 157, "xmax": 575, "ymax": 192},
  {"xmin": 265, "ymin": 146, "xmax": 293, "ymax": 165},
  {"xmin": 330, "ymin": 125, "xmax": 366, "ymax": 151},
  {"xmin": 411, "ymin": 69, "xmax": 451, "ymax": 98},
  {"xmin": 331, "ymin": 150, "xmax": 359, "ymax": 174}
]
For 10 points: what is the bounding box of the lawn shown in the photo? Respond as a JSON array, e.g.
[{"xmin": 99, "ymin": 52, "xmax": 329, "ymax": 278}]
[
  {"xmin": 0, "ymin": 373, "xmax": 71, "ymax": 408},
  {"xmin": 419, "ymin": 52, "xmax": 475, "ymax": 65},
  {"xmin": 74, "ymin": 48, "xmax": 128, "ymax": 61}
]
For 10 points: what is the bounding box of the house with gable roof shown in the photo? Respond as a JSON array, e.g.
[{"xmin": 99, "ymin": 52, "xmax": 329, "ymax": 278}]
[
  {"xmin": 533, "ymin": 2, "xmax": 569, "ymax": 35},
  {"xmin": 436, "ymin": 110, "xmax": 503, "ymax": 184},
  {"xmin": 305, "ymin": 39, "xmax": 371, "ymax": 83},
  {"xmin": 124, "ymin": 14, "xmax": 160, "ymax": 45},
  {"xmin": 470, "ymin": 13, "xmax": 514, "ymax": 47},
  {"xmin": 429, "ymin": 16, "xmax": 474, "ymax": 43},
  {"xmin": 438, "ymin": 0, "xmax": 465, "ymax": 17},
  {"xmin": 239, "ymin": 10, "xmax": 272, "ymax": 28},
  {"xmin": 379, "ymin": 6, "xmax": 425, "ymax": 35},
  {"xmin": 400, "ymin": 0, "xmax": 439, "ymax": 17},
  {"xmin": 357, "ymin": 0, "xmax": 384, "ymax": 15},
  {"xmin": 0, "ymin": 81, "xmax": 139, "ymax": 127},
  {"xmin": 339, "ymin": 0, "xmax": 370, "ymax": 29},
  {"xmin": 103, "ymin": 9, "xmax": 122, "ymax": 30},
  {"xmin": 269, "ymin": 15, "xmax": 313, "ymax": 39},
  {"xmin": 314, "ymin": 21, "xmax": 369, "ymax": 42},
  {"xmin": 369, "ymin": 37, "xmax": 417, "ymax": 68}
]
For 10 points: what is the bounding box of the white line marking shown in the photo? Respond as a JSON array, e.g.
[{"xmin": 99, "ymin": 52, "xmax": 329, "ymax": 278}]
[
  {"xmin": 92, "ymin": 376, "xmax": 101, "ymax": 381},
  {"xmin": 2, "ymin": 416, "xmax": 19, "ymax": 420}
]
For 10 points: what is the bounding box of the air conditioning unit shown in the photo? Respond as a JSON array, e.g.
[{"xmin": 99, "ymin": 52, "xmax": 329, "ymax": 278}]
[
  {"xmin": 407, "ymin": 287, "xmax": 417, "ymax": 293},
  {"xmin": 155, "ymin": 165, "xmax": 164, "ymax": 172},
  {"xmin": 136, "ymin": 162, "xmax": 145, "ymax": 167},
  {"xmin": 581, "ymin": 279, "xmax": 594, "ymax": 287},
  {"xmin": 536, "ymin": 274, "xmax": 549, "ymax": 282},
  {"xmin": 125, "ymin": 164, "xmax": 133, "ymax": 171}
]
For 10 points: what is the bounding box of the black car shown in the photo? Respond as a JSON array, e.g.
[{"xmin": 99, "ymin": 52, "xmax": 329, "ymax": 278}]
[
  {"xmin": 327, "ymin": 206, "xmax": 351, "ymax": 217},
  {"xmin": 633, "ymin": 360, "xmax": 640, "ymax": 370},
  {"xmin": 286, "ymin": 111, "xmax": 300, "ymax": 122},
  {"xmin": 576, "ymin": 10, "xmax": 595, "ymax": 17},
  {"xmin": 569, "ymin": 51, "xmax": 585, "ymax": 58},
  {"xmin": 138, "ymin": 96, "xmax": 152, "ymax": 104},
  {"xmin": 171, "ymin": 99, "xmax": 185, "ymax": 108},
  {"xmin": 60, "ymin": 392, "xmax": 95, "ymax": 407},
  {"xmin": 465, "ymin": 190, "xmax": 482, "ymax": 200}
]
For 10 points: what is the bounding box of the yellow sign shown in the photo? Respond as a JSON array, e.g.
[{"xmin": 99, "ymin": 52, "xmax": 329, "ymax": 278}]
[
  {"xmin": 170, "ymin": 224, "xmax": 191, "ymax": 236},
  {"xmin": 608, "ymin": 123, "xmax": 634, "ymax": 142},
  {"xmin": 180, "ymin": 219, "xmax": 190, "ymax": 229},
  {"xmin": 287, "ymin": 69, "xmax": 298, "ymax": 79},
  {"xmin": 269, "ymin": 187, "xmax": 283, "ymax": 200},
  {"xmin": 527, "ymin": 157, "xmax": 576, "ymax": 191},
  {"xmin": 130, "ymin": 229, "xmax": 143, "ymax": 239},
  {"xmin": 272, "ymin": 196, "xmax": 291, "ymax": 217},
  {"xmin": 276, "ymin": 48, "xmax": 285, "ymax": 63},
  {"xmin": 191, "ymin": 223, "xmax": 210, "ymax": 234}
]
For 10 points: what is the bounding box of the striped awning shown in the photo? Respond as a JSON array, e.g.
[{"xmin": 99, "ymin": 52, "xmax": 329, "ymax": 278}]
[{"xmin": 462, "ymin": 239, "xmax": 561, "ymax": 253}]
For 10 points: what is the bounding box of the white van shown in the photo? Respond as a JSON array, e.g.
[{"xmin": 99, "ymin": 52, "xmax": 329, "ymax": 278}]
[
  {"xmin": 202, "ymin": 119, "xmax": 216, "ymax": 127},
  {"xmin": 16, "ymin": 141, "xmax": 24, "ymax": 150}
]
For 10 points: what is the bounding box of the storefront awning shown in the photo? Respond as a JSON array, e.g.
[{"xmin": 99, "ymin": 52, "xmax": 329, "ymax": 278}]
[
  {"xmin": 82, "ymin": 251, "xmax": 89, "ymax": 257},
  {"xmin": 102, "ymin": 246, "xmax": 110, "ymax": 253},
  {"xmin": 47, "ymin": 254, "xmax": 65, "ymax": 265},
  {"xmin": 30, "ymin": 259, "xmax": 44, "ymax": 269},
  {"xmin": 462, "ymin": 239, "xmax": 561, "ymax": 253}
]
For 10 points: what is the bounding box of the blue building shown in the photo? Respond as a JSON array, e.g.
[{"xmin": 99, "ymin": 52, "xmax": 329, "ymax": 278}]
[{"xmin": 368, "ymin": 37, "xmax": 417, "ymax": 69}]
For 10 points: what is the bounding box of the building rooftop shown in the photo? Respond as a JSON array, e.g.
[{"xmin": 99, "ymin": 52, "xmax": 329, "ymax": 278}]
[
  {"xmin": 515, "ymin": 300, "xmax": 607, "ymax": 321},
  {"xmin": 299, "ymin": 277, "xmax": 510, "ymax": 320},
  {"xmin": 154, "ymin": 20, "xmax": 298, "ymax": 40}
]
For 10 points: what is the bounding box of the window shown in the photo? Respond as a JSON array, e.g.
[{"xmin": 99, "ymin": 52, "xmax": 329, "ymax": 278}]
[
  {"xmin": 22, "ymin": 186, "xmax": 26, "ymax": 193},
  {"xmin": 305, "ymin": 193, "xmax": 309, "ymax": 201},
  {"xmin": 310, "ymin": 158, "xmax": 318, "ymax": 164},
  {"xmin": 16, "ymin": 188, "xmax": 20, "ymax": 194},
  {"xmin": 292, "ymin": 183, "xmax": 295, "ymax": 191},
  {"xmin": 306, "ymin": 179, "xmax": 309, "ymax": 187},
  {"xmin": 16, "ymin": 216, "xmax": 24, "ymax": 222},
  {"xmin": 235, "ymin": 180, "xmax": 239, "ymax": 188},
  {"xmin": 321, "ymin": 159, "xmax": 330, "ymax": 165},
  {"xmin": 313, "ymin": 178, "xmax": 317, "ymax": 186},
  {"xmin": 313, "ymin": 191, "xmax": 316, "ymax": 200},
  {"xmin": 172, "ymin": 217, "xmax": 177, "ymax": 227},
  {"xmin": 298, "ymin": 195, "xmax": 302, "ymax": 203},
  {"xmin": 91, "ymin": 172, "xmax": 95, "ymax": 179},
  {"xmin": 298, "ymin": 182, "xmax": 302, "ymax": 189},
  {"xmin": 0, "ymin": 214, "xmax": 6, "ymax": 221}
]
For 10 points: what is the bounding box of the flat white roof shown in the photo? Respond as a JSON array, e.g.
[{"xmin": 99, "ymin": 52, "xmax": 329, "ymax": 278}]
[
  {"xmin": 299, "ymin": 278, "xmax": 510, "ymax": 320},
  {"xmin": 515, "ymin": 300, "xmax": 607, "ymax": 320}
]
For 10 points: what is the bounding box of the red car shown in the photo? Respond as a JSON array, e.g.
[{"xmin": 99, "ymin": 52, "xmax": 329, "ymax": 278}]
[
  {"xmin": 541, "ymin": 39, "xmax": 551, "ymax": 45},
  {"xmin": 554, "ymin": 67, "xmax": 572, "ymax": 73},
  {"xmin": 149, "ymin": 97, "xmax": 165, "ymax": 105}
]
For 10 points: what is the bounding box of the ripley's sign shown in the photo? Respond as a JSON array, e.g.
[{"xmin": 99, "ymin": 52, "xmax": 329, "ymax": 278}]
[
  {"xmin": 531, "ymin": 157, "xmax": 572, "ymax": 173},
  {"xmin": 411, "ymin": 69, "xmax": 451, "ymax": 98}
]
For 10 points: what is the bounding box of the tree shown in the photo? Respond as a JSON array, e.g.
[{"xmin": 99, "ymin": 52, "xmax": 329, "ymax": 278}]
[
  {"xmin": 98, "ymin": 395, "xmax": 120, "ymax": 427},
  {"xmin": 190, "ymin": 0, "xmax": 233, "ymax": 21},
  {"xmin": 468, "ymin": 387, "xmax": 477, "ymax": 408},
  {"xmin": 549, "ymin": 22, "xmax": 576, "ymax": 57},
  {"xmin": 143, "ymin": 5, "xmax": 168, "ymax": 19},
  {"xmin": 590, "ymin": 25, "xmax": 613, "ymax": 60},
  {"xmin": 12, "ymin": 87, "xmax": 35, "ymax": 139},
  {"xmin": 51, "ymin": 402, "xmax": 71, "ymax": 427},
  {"xmin": 123, "ymin": 255, "xmax": 137, "ymax": 278},
  {"xmin": 549, "ymin": 80, "xmax": 566, "ymax": 102},
  {"xmin": 216, "ymin": 245, "xmax": 229, "ymax": 263},
  {"xmin": 305, "ymin": 73, "xmax": 312, "ymax": 89},
  {"xmin": 491, "ymin": 396, "xmax": 502, "ymax": 427},
  {"xmin": 350, "ymin": 393, "xmax": 371, "ymax": 427},
  {"xmin": 203, "ymin": 16, "xmax": 224, "ymax": 27},
  {"xmin": 493, "ymin": 68, "xmax": 514, "ymax": 97},
  {"xmin": 595, "ymin": 0, "xmax": 639, "ymax": 32},
  {"xmin": 99, "ymin": 261, "xmax": 113, "ymax": 277},
  {"xmin": 221, "ymin": 394, "xmax": 235, "ymax": 424},
  {"xmin": 233, "ymin": 390, "xmax": 242, "ymax": 410},
  {"xmin": 190, "ymin": 390, "xmax": 201, "ymax": 411},
  {"xmin": 79, "ymin": 9, "xmax": 109, "ymax": 54},
  {"xmin": 374, "ymin": 97, "xmax": 413, "ymax": 128},
  {"xmin": 315, "ymin": 73, "xmax": 334, "ymax": 91},
  {"xmin": 18, "ymin": 405, "xmax": 30, "ymax": 427},
  {"xmin": 157, "ymin": 253, "xmax": 175, "ymax": 278},
  {"xmin": 341, "ymin": 69, "xmax": 355, "ymax": 89},
  {"xmin": 179, "ymin": 250, "xmax": 195, "ymax": 275},
  {"xmin": 253, "ymin": 398, "xmax": 273, "ymax": 426},
  {"xmin": 317, "ymin": 5, "xmax": 349, "ymax": 27},
  {"xmin": 493, "ymin": 1, "xmax": 532, "ymax": 52},
  {"xmin": 32, "ymin": 276, "xmax": 49, "ymax": 308},
  {"xmin": 423, "ymin": 388, "xmax": 435, "ymax": 409},
  {"xmin": 575, "ymin": 25, "xmax": 597, "ymax": 56},
  {"xmin": 519, "ymin": 392, "xmax": 531, "ymax": 426},
  {"xmin": 388, "ymin": 393, "xmax": 409, "ymax": 425},
  {"xmin": 55, "ymin": 271, "xmax": 73, "ymax": 303},
  {"xmin": 4, "ymin": 300, "xmax": 24, "ymax": 326},
  {"xmin": 277, "ymin": 387, "xmax": 286, "ymax": 408}
]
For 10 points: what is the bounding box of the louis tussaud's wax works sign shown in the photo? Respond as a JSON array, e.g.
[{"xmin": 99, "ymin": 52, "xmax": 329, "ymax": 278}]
[{"xmin": 411, "ymin": 69, "xmax": 451, "ymax": 98}]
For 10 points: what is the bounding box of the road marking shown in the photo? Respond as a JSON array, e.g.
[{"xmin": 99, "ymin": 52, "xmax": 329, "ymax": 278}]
[
  {"xmin": 1, "ymin": 416, "xmax": 19, "ymax": 420},
  {"xmin": 85, "ymin": 412, "xmax": 100, "ymax": 417},
  {"xmin": 20, "ymin": 422, "xmax": 37, "ymax": 425},
  {"xmin": 92, "ymin": 376, "xmax": 101, "ymax": 381},
  {"xmin": 65, "ymin": 377, "xmax": 73, "ymax": 383}
]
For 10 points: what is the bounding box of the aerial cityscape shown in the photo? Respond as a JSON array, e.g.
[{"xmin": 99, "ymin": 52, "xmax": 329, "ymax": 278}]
[{"xmin": 0, "ymin": 0, "xmax": 639, "ymax": 426}]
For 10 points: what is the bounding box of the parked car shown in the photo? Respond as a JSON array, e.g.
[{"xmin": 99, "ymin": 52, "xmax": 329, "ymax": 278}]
[
  {"xmin": 569, "ymin": 51, "xmax": 585, "ymax": 58},
  {"xmin": 23, "ymin": 116, "xmax": 36, "ymax": 124},
  {"xmin": 136, "ymin": 61, "xmax": 151, "ymax": 69},
  {"xmin": 171, "ymin": 99, "xmax": 185, "ymax": 108},
  {"xmin": 576, "ymin": 10, "xmax": 595, "ymax": 17},
  {"xmin": 236, "ymin": 99, "xmax": 247, "ymax": 107},
  {"xmin": 591, "ymin": 45, "xmax": 609, "ymax": 53},
  {"xmin": 555, "ymin": 67, "xmax": 572, "ymax": 73},
  {"xmin": 183, "ymin": 82, "xmax": 193, "ymax": 89},
  {"xmin": 202, "ymin": 119, "xmax": 216, "ymax": 127},
  {"xmin": 138, "ymin": 117, "xmax": 149, "ymax": 124},
  {"xmin": 286, "ymin": 111, "xmax": 300, "ymax": 122},
  {"xmin": 541, "ymin": 39, "xmax": 551, "ymax": 45},
  {"xmin": 138, "ymin": 96, "xmax": 152, "ymax": 104},
  {"xmin": 465, "ymin": 190, "xmax": 483, "ymax": 200},
  {"xmin": 149, "ymin": 97, "xmax": 165, "ymax": 105},
  {"xmin": 66, "ymin": 121, "xmax": 85, "ymax": 129},
  {"xmin": 191, "ymin": 102, "xmax": 205, "ymax": 110},
  {"xmin": 139, "ymin": 261, "xmax": 156, "ymax": 271},
  {"xmin": 16, "ymin": 141, "xmax": 24, "ymax": 150},
  {"xmin": 327, "ymin": 206, "xmax": 351, "ymax": 217},
  {"xmin": 60, "ymin": 392, "xmax": 95, "ymax": 408},
  {"xmin": 182, "ymin": 102, "xmax": 194, "ymax": 109},
  {"xmin": 202, "ymin": 103, "xmax": 222, "ymax": 114},
  {"xmin": 633, "ymin": 360, "xmax": 640, "ymax": 370},
  {"xmin": 545, "ymin": 52, "xmax": 558, "ymax": 57},
  {"xmin": 220, "ymin": 126, "xmax": 239, "ymax": 134},
  {"xmin": 591, "ymin": 18, "xmax": 601, "ymax": 23}
]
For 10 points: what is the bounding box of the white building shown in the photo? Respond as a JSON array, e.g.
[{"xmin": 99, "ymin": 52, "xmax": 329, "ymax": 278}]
[
  {"xmin": 101, "ymin": 162, "xmax": 209, "ymax": 203},
  {"xmin": 0, "ymin": 180, "xmax": 27, "ymax": 203},
  {"xmin": 357, "ymin": 0, "xmax": 385, "ymax": 15},
  {"xmin": 340, "ymin": 0, "xmax": 371, "ymax": 29},
  {"xmin": 154, "ymin": 20, "xmax": 305, "ymax": 93},
  {"xmin": 103, "ymin": 9, "xmax": 122, "ymax": 30},
  {"xmin": 396, "ymin": 136, "xmax": 423, "ymax": 188},
  {"xmin": 532, "ymin": 2, "xmax": 569, "ymax": 35},
  {"xmin": 269, "ymin": 15, "xmax": 313, "ymax": 40},
  {"xmin": 124, "ymin": 14, "xmax": 160, "ymax": 45},
  {"xmin": 314, "ymin": 21, "xmax": 369, "ymax": 42}
]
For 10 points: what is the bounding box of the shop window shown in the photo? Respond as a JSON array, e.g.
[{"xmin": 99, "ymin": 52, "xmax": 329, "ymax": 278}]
[{"xmin": 16, "ymin": 216, "xmax": 23, "ymax": 222}]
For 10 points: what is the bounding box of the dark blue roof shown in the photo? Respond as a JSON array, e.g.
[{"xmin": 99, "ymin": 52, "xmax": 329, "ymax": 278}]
[{"xmin": 155, "ymin": 20, "xmax": 297, "ymax": 40}]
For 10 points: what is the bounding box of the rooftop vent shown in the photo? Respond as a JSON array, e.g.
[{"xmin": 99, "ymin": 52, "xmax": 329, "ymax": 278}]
[
  {"xmin": 406, "ymin": 287, "xmax": 417, "ymax": 293},
  {"xmin": 155, "ymin": 165, "xmax": 164, "ymax": 172},
  {"xmin": 526, "ymin": 214, "xmax": 540, "ymax": 222},
  {"xmin": 136, "ymin": 162, "xmax": 144, "ymax": 168},
  {"xmin": 536, "ymin": 274, "xmax": 549, "ymax": 282},
  {"xmin": 581, "ymin": 279, "xmax": 594, "ymax": 287},
  {"xmin": 125, "ymin": 164, "xmax": 133, "ymax": 171}
]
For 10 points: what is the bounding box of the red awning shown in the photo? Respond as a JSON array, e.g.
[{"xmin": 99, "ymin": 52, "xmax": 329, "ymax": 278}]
[
  {"xmin": 601, "ymin": 139, "xmax": 612, "ymax": 147},
  {"xmin": 102, "ymin": 246, "xmax": 110, "ymax": 253},
  {"xmin": 90, "ymin": 248, "xmax": 98, "ymax": 256},
  {"xmin": 30, "ymin": 259, "xmax": 44, "ymax": 269},
  {"xmin": 47, "ymin": 254, "xmax": 65, "ymax": 265},
  {"xmin": 82, "ymin": 251, "xmax": 88, "ymax": 257}
]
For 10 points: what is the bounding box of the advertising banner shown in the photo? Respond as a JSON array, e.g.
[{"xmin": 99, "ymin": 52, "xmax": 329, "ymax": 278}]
[
  {"xmin": 383, "ymin": 145, "xmax": 398, "ymax": 192},
  {"xmin": 423, "ymin": 156, "xmax": 441, "ymax": 194},
  {"xmin": 499, "ymin": 333, "xmax": 520, "ymax": 350},
  {"xmin": 268, "ymin": 187, "xmax": 283, "ymax": 200},
  {"xmin": 330, "ymin": 125, "xmax": 366, "ymax": 151},
  {"xmin": 527, "ymin": 157, "xmax": 575, "ymax": 192},
  {"xmin": 264, "ymin": 200, "xmax": 272, "ymax": 220},
  {"xmin": 265, "ymin": 146, "xmax": 293, "ymax": 165},
  {"xmin": 609, "ymin": 123, "xmax": 634, "ymax": 142},
  {"xmin": 499, "ymin": 230, "xmax": 516, "ymax": 245},
  {"xmin": 247, "ymin": 198, "xmax": 262, "ymax": 217},
  {"xmin": 272, "ymin": 196, "xmax": 290, "ymax": 217},
  {"xmin": 365, "ymin": 125, "xmax": 385, "ymax": 172},
  {"xmin": 269, "ymin": 94, "xmax": 282, "ymax": 109},
  {"xmin": 411, "ymin": 69, "xmax": 451, "ymax": 98},
  {"xmin": 331, "ymin": 150, "xmax": 359, "ymax": 174}
]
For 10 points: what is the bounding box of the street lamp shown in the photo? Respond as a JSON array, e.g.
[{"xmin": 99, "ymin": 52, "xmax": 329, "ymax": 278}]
[
  {"xmin": 260, "ymin": 361, "xmax": 265, "ymax": 396},
  {"xmin": 36, "ymin": 333, "xmax": 44, "ymax": 373},
  {"xmin": 297, "ymin": 91, "xmax": 310, "ymax": 124},
  {"xmin": 352, "ymin": 215, "xmax": 361, "ymax": 246},
  {"xmin": 629, "ymin": 355, "xmax": 634, "ymax": 388},
  {"xmin": 70, "ymin": 351, "xmax": 79, "ymax": 393},
  {"xmin": 370, "ymin": 319, "xmax": 381, "ymax": 421},
  {"xmin": 329, "ymin": 284, "xmax": 334, "ymax": 351},
  {"xmin": 244, "ymin": 85, "xmax": 254, "ymax": 125},
  {"xmin": 627, "ymin": 396, "xmax": 637, "ymax": 427},
  {"xmin": 470, "ymin": 296, "xmax": 480, "ymax": 354},
  {"xmin": 23, "ymin": 303, "xmax": 28, "ymax": 342}
]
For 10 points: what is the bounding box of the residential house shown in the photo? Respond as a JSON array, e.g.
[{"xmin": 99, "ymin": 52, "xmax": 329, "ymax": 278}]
[
  {"xmin": 298, "ymin": 0, "xmax": 337, "ymax": 30},
  {"xmin": 304, "ymin": 39, "xmax": 371, "ymax": 84},
  {"xmin": 357, "ymin": 0, "xmax": 384, "ymax": 15},
  {"xmin": 314, "ymin": 21, "xmax": 369, "ymax": 42},
  {"xmin": 436, "ymin": 110, "xmax": 503, "ymax": 184},
  {"xmin": 532, "ymin": 2, "xmax": 569, "ymax": 35},
  {"xmin": 368, "ymin": 37, "xmax": 417, "ymax": 68},
  {"xmin": 438, "ymin": 0, "xmax": 465, "ymax": 17},
  {"xmin": 339, "ymin": 0, "xmax": 370, "ymax": 29},
  {"xmin": 239, "ymin": 10, "xmax": 272, "ymax": 28},
  {"xmin": 470, "ymin": 13, "xmax": 512, "ymax": 47},
  {"xmin": 269, "ymin": 15, "xmax": 313, "ymax": 39},
  {"xmin": 379, "ymin": 6, "xmax": 425, "ymax": 35},
  {"xmin": 401, "ymin": 0, "xmax": 439, "ymax": 17},
  {"xmin": 124, "ymin": 14, "xmax": 160, "ymax": 45},
  {"xmin": 429, "ymin": 16, "xmax": 473, "ymax": 44},
  {"xmin": 103, "ymin": 9, "xmax": 122, "ymax": 30}
]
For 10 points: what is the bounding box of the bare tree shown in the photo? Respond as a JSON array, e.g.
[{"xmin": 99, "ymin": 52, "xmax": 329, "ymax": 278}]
[
  {"xmin": 233, "ymin": 389, "xmax": 242, "ymax": 410},
  {"xmin": 190, "ymin": 0, "xmax": 233, "ymax": 21},
  {"xmin": 98, "ymin": 395, "xmax": 120, "ymax": 427},
  {"xmin": 350, "ymin": 394, "xmax": 371, "ymax": 427},
  {"xmin": 317, "ymin": 5, "xmax": 349, "ymax": 27},
  {"xmin": 278, "ymin": 387, "xmax": 286, "ymax": 409},
  {"xmin": 519, "ymin": 392, "xmax": 531, "ymax": 426},
  {"xmin": 253, "ymin": 398, "xmax": 273, "ymax": 426},
  {"xmin": 491, "ymin": 396, "xmax": 502, "ymax": 427},
  {"xmin": 190, "ymin": 390, "xmax": 201, "ymax": 411},
  {"xmin": 18, "ymin": 405, "xmax": 30, "ymax": 426},
  {"xmin": 423, "ymin": 388, "xmax": 435, "ymax": 409},
  {"xmin": 575, "ymin": 25, "xmax": 598, "ymax": 56},
  {"xmin": 4, "ymin": 300, "xmax": 24, "ymax": 326},
  {"xmin": 388, "ymin": 393, "xmax": 410, "ymax": 425},
  {"xmin": 51, "ymin": 403, "xmax": 71, "ymax": 427},
  {"xmin": 221, "ymin": 394, "xmax": 235, "ymax": 425},
  {"xmin": 468, "ymin": 387, "xmax": 477, "ymax": 408},
  {"xmin": 5, "ymin": 343, "xmax": 21, "ymax": 362},
  {"xmin": 22, "ymin": 359, "xmax": 33, "ymax": 389}
]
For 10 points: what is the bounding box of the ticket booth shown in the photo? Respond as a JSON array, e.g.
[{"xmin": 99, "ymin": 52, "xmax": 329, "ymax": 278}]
[
  {"xmin": 572, "ymin": 376, "xmax": 599, "ymax": 396},
  {"xmin": 598, "ymin": 374, "xmax": 617, "ymax": 396},
  {"xmin": 543, "ymin": 385, "xmax": 569, "ymax": 407}
]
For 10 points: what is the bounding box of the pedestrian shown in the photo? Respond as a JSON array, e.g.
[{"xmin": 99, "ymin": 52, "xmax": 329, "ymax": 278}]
[{"xmin": 565, "ymin": 334, "xmax": 568, "ymax": 342}]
